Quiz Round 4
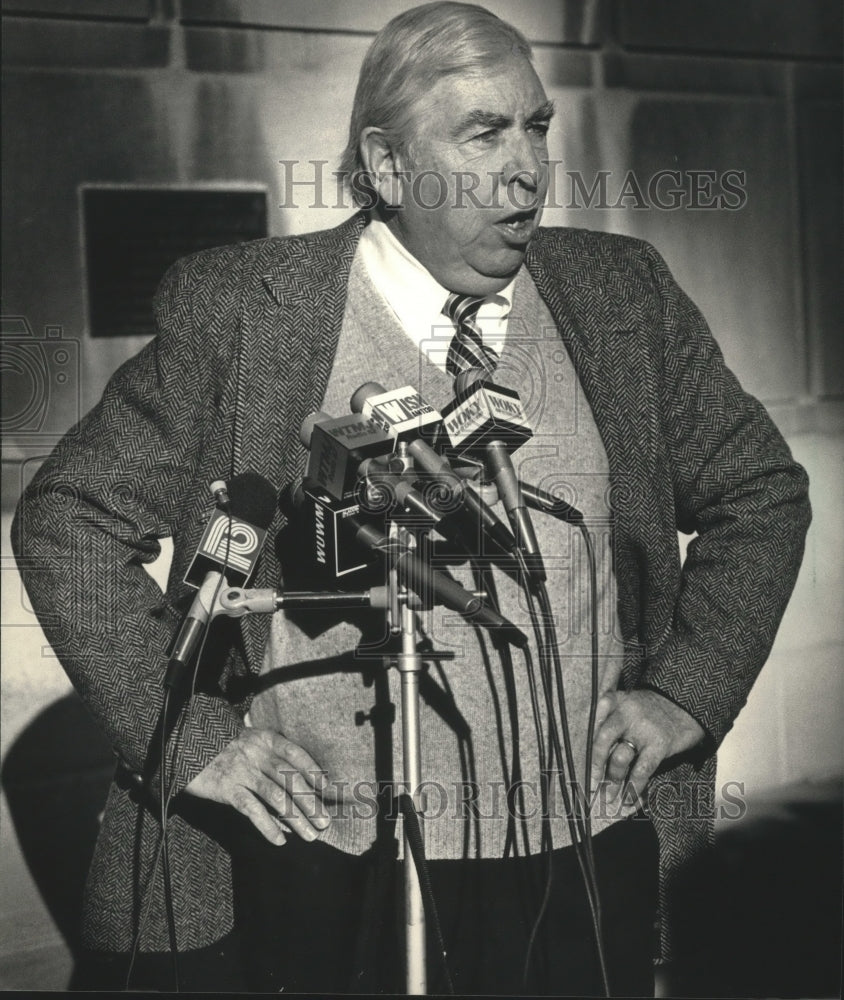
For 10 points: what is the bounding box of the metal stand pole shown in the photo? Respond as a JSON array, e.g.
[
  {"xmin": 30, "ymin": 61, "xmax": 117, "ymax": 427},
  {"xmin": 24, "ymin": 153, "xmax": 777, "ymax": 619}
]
[
  {"xmin": 394, "ymin": 525, "xmax": 427, "ymax": 995},
  {"xmin": 222, "ymin": 466, "xmax": 435, "ymax": 994}
]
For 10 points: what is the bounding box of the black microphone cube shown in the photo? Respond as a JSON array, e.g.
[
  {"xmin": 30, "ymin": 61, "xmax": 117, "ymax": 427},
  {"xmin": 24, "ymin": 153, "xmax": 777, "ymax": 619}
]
[
  {"xmin": 300, "ymin": 483, "xmax": 374, "ymax": 583},
  {"xmin": 307, "ymin": 413, "xmax": 394, "ymax": 499}
]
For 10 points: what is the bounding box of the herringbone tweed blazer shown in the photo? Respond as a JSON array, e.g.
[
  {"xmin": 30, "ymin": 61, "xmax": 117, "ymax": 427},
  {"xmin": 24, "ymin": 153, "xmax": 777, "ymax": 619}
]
[{"xmin": 12, "ymin": 212, "xmax": 810, "ymax": 958}]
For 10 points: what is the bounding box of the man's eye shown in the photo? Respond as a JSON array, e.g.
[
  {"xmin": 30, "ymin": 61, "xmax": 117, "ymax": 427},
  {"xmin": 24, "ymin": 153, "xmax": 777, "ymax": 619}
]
[
  {"xmin": 474, "ymin": 129, "xmax": 498, "ymax": 144},
  {"xmin": 527, "ymin": 122, "xmax": 550, "ymax": 138}
]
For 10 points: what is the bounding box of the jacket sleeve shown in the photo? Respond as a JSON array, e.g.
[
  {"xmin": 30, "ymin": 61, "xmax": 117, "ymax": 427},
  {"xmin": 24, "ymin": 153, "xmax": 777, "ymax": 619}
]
[
  {"xmin": 638, "ymin": 243, "xmax": 811, "ymax": 749},
  {"xmin": 11, "ymin": 255, "xmax": 244, "ymax": 797}
]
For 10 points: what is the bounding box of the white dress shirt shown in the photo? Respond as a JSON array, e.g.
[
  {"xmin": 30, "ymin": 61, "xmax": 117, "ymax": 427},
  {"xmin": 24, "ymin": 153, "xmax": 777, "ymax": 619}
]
[{"xmin": 358, "ymin": 219, "xmax": 515, "ymax": 375}]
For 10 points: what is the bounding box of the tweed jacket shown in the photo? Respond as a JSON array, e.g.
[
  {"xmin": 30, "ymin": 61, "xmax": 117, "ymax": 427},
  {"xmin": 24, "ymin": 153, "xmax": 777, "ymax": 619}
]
[{"xmin": 12, "ymin": 212, "xmax": 810, "ymax": 956}]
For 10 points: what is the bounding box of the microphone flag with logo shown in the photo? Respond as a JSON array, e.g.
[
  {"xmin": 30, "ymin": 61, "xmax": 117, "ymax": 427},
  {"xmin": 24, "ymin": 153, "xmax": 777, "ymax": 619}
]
[{"xmin": 184, "ymin": 472, "xmax": 277, "ymax": 588}]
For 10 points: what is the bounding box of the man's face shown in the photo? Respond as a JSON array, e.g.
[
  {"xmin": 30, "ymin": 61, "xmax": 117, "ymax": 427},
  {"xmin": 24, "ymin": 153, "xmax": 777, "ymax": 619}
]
[{"xmin": 389, "ymin": 55, "xmax": 552, "ymax": 295}]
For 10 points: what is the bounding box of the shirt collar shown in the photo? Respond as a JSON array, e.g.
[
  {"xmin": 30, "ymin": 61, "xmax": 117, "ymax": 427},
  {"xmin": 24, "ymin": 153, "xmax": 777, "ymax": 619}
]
[{"xmin": 358, "ymin": 220, "xmax": 515, "ymax": 367}]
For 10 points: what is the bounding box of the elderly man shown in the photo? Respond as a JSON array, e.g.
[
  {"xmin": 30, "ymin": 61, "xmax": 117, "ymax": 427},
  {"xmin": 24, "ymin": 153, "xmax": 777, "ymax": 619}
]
[{"xmin": 13, "ymin": 2, "xmax": 809, "ymax": 995}]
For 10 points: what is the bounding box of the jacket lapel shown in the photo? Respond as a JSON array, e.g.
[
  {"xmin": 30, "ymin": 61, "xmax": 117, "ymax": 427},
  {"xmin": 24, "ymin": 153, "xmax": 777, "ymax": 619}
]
[
  {"xmin": 526, "ymin": 230, "xmax": 634, "ymax": 502},
  {"xmin": 526, "ymin": 230, "xmax": 655, "ymax": 664},
  {"xmin": 239, "ymin": 213, "xmax": 367, "ymax": 673}
]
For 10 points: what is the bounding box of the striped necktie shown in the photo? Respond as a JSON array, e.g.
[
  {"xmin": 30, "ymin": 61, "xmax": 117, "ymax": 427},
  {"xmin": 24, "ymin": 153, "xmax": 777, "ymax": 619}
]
[{"xmin": 442, "ymin": 292, "xmax": 499, "ymax": 380}]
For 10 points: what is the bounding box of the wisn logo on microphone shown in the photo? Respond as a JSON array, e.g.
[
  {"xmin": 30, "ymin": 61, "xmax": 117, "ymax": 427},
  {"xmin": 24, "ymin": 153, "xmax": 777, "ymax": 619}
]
[
  {"xmin": 185, "ymin": 510, "xmax": 267, "ymax": 588},
  {"xmin": 361, "ymin": 385, "xmax": 442, "ymax": 443}
]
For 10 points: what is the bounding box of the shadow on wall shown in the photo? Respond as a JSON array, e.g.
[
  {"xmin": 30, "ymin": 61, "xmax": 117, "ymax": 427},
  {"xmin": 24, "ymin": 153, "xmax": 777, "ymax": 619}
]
[
  {"xmin": 1, "ymin": 693, "xmax": 113, "ymax": 979},
  {"xmin": 667, "ymin": 779, "xmax": 843, "ymax": 998}
]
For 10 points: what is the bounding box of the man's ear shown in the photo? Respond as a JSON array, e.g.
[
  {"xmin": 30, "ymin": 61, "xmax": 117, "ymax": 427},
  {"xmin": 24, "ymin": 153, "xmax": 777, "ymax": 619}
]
[{"xmin": 359, "ymin": 127, "xmax": 405, "ymax": 208}]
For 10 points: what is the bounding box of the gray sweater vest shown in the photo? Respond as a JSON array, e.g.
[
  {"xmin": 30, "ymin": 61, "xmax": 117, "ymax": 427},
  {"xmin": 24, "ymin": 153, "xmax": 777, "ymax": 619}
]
[{"xmin": 249, "ymin": 249, "xmax": 625, "ymax": 858}]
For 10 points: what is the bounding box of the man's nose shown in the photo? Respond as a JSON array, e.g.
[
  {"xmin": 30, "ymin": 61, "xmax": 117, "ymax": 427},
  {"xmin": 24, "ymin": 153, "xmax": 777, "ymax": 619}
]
[{"xmin": 499, "ymin": 134, "xmax": 544, "ymax": 194}]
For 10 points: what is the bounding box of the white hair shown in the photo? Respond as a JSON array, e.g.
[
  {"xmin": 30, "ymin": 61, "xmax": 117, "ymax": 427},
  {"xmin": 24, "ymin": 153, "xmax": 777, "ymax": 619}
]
[{"xmin": 339, "ymin": 2, "xmax": 532, "ymax": 206}]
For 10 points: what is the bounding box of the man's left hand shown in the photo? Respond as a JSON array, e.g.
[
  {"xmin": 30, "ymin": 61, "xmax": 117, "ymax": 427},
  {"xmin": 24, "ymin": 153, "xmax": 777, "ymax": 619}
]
[{"xmin": 590, "ymin": 689, "xmax": 705, "ymax": 813}]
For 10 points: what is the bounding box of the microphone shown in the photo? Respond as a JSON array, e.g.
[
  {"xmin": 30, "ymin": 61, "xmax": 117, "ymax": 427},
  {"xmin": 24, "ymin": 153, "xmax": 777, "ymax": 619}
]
[
  {"xmin": 360, "ymin": 462, "xmax": 512, "ymax": 561},
  {"xmin": 209, "ymin": 480, "xmax": 231, "ymax": 511},
  {"xmin": 441, "ymin": 372, "xmax": 545, "ymax": 582},
  {"xmin": 350, "ymin": 382, "xmax": 517, "ymax": 558},
  {"xmin": 443, "ymin": 375, "xmax": 532, "ymax": 454},
  {"xmin": 184, "ymin": 472, "xmax": 277, "ymax": 588},
  {"xmin": 287, "ymin": 480, "xmax": 378, "ymax": 583},
  {"xmin": 292, "ymin": 481, "xmax": 527, "ymax": 647},
  {"xmin": 166, "ymin": 473, "xmax": 277, "ymax": 689},
  {"xmin": 300, "ymin": 410, "xmax": 394, "ymax": 499},
  {"xmin": 520, "ymin": 482, "xmax": 584, "ymax": 525},
  {"xmin": 350, "ymin": 382, "xmax": 442, "ymax": 445},
  {"xmin": 297, "ymin": 409, "xmax": 401, "ymax": 582}
]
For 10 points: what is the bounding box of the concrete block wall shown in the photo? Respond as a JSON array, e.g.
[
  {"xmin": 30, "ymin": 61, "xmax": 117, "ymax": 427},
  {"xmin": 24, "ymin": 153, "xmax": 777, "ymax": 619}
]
[{"xmin": 1, "ymin": 0, "xmax": 841, "ymax": 989}]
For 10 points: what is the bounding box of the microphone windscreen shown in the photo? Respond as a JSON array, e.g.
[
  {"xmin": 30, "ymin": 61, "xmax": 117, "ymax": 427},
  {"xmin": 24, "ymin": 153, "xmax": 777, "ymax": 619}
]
[
  {"xmin": 226, "ymin": 472, "xmax": 277, "ymax": 529},
  {"xmin": 300, "ymin": 410, "xmax": 331, "ymax": 449},
  {"xmin": 349, "ymin": 382, "xmax": 386, "ymax": 415},
  {"xmin": 278, "ymin": 481, "xmax": 305, "ymax": 519}
]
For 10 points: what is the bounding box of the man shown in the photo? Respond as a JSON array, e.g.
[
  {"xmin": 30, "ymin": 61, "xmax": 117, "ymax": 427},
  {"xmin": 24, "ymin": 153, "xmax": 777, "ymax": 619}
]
[{"xmin": 13, "ymin": 2, "xmax": 810, "ymax": 995}]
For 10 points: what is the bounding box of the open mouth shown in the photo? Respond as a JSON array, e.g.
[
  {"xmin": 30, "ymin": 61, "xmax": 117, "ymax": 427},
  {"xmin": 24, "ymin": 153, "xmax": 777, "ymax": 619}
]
[{"xmin": 495, "ymin": 207, "xmax": 539, "ymax": 241}]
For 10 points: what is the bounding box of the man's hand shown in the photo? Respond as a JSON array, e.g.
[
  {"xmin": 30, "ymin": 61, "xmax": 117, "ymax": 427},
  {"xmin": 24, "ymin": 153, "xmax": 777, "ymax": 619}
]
[
  {"xmin": 590, "ymin": 690, "xmax": 705, "ymax": 814},
  {"xmin": 183, "ymin": 728, "xmax": 335, "ymax": 845}
]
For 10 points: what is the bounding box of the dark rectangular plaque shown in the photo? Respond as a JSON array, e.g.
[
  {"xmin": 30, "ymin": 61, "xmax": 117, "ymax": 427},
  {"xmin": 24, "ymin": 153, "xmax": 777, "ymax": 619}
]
[{"xmin": 83, "ymin": 187, "xmax": 267, "ymax": 338}]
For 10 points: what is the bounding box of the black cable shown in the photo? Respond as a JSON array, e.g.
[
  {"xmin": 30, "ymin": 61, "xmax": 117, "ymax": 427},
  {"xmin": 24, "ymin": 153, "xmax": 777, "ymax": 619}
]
[
  {"xmin": 470, "ymin": 562, "xmax": 525, "ymax": 860},
  {"xmin": 126, "ymin": 521, "xmax": 233, "ymax": 991},
  {"xmin": 516, "ymin": 550, "xmax": 610, "ymax": 992},
  {"xmin": 160, "ymin": 688, "xmax": 180, "ymax": 991},
  {"xmin": 513, "ymin": 488, "xmax": 610, "ymax": 993},
  {"xmin": 542, "ymin": 526, "xmax": 606, "ymax": 973},
  {"xmin": 431, "ymin": 657, "xmax": 479, "ymax": 862},
  {"xmin": 578, "ymin": 525, "xmax": 604, "ymax": 926},
  {"xmin": 517, "ymin": 638, "xmax": 555, "ymax": 987},
  {"xmin": 523, "ymin": 793, "xmax": 554, "ymax": 989},
  {"xmin": 125, "ymin": 815, "xmax": 169, "ymax": 989},
  {"xmin": 536, "ymin": 582, "xmax": 591, "ymax": 842},
  {"xmin": 126, "ymin": 692, "xmax": 183, "ymax": 990},
  {"xmin": 580, "ymin": 524, "xmax": 600, "ymax": 807},
  {"xmin": 398, "ymin": 793, "xmax": 455, "ymax": 994},
  {"xmin": 517, "ymin": 561, "xmax": 582, "ymax": 986},
  {"xmin": 519, "ymin": 558, "xmax": 594, "ymax": 986},
  {"xmin": 517, "ymin": 554, "xmax": 587, "ymax": 853},
  {"xmin": 537, "ymin": 579, "xmax": 610, "ymax": 996}
]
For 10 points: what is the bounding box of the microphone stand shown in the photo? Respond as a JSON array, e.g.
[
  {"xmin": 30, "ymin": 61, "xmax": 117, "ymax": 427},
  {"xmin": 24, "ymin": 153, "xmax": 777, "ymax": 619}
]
[
  {"xmin": 214, "ymin": 481, "xmax": 435, "ymax": 994},
  {"xmin": 392, "ymin": 517, "xmax": 427, "ymax": 995},
  {"xmin": 205, "ymin": 474, "xmax": 594, "ymax": 995},
  {"xmin": 369, "ymin": 444, "xmax": 428, "ymax": 993},
  {"xmin": 207, "ymin": 473, "xmax": 550, "ymax": 994}
]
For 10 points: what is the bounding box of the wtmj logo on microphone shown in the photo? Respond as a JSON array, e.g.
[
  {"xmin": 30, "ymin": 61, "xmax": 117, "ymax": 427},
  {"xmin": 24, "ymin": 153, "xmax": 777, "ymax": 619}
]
[{"xmin": 185, "ymin": 511, "xmax": 267, "ymax": 587}]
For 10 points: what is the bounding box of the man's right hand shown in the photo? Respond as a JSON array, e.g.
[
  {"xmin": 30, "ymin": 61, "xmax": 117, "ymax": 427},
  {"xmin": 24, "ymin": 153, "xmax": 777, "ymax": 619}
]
[{"xmin": 183, "ymin": 728, "xmax": 334, "ymax": 845}]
